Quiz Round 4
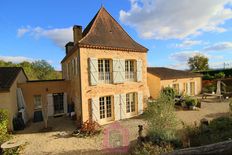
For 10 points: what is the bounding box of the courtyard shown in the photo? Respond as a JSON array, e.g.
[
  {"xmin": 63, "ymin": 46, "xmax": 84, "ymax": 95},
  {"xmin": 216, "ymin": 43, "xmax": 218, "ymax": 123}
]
[{"xmin": 13, "ymin": 100, "xmax": 230, "ymax": 155}]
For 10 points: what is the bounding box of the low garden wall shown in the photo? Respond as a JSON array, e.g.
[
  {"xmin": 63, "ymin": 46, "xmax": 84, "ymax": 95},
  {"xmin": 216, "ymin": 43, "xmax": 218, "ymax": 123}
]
[{"xmin": 165, "ymin": 140, "xmax": 232, "ymax": 155}]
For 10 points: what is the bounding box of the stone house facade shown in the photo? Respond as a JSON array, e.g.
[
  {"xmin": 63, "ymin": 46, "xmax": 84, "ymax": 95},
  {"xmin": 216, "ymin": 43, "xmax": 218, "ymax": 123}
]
[{"xmin": 61, "ymin": 7, "xmax": 149, "ymax": 124}]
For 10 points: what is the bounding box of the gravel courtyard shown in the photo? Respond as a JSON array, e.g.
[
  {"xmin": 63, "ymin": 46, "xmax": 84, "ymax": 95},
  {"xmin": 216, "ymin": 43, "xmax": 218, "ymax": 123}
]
[{"xmin": 13, "ymin": 100, "xmax": 230, "ymax": 155}]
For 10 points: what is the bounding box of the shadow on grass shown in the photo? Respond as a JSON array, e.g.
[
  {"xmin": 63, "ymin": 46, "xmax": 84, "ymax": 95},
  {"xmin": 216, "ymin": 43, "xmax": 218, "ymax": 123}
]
[{"xmin": 205, "ymin": 112, "xmax": 230, "ymax": 118}]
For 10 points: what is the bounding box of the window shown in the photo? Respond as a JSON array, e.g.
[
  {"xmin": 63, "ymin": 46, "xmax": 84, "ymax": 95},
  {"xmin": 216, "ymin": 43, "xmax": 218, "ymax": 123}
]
[
  {"xmin": 34, "ymin": 95, "xmax": 42, "ymax": 110},
  {"xmin": 125, "ymin": 60, "xmax": 135, "ymax": 81},
  {"xmin": 183, "ymin": 83, "xmax": 188, "ymax": 95},
  {"xmin": 53, "ymin": 93, "xmax": 64, "ymax": 114},
  {"xmin": 99, "ymin": 96, "xmax": 112, "ymax": 119},
  {"xmin": 98, "ymin": 59, "xmax": 111, "ymax": 83},
  {"xmin": 68, "ymin": 62, "xmax": 71, "ymax": 79},
  {"xmin": 173, "ymin": 84, "xmax": 179, "ymax": 94},
  {"xmin": 126, "ymin": 93, "xmax": 136, "ymax": 113},
  {"xmin": 190, "ymin": 82, "xmax": 195, "ymax": 95}
]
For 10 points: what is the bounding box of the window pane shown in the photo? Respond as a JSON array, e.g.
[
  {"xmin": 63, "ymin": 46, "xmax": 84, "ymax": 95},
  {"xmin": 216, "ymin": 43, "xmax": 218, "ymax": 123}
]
[
  {"xmin": 34, "ymin": 95, "xmax": 42, "ymax": 109},
  {"xmin": 99, "ymin": 97, "xmax": 105, "ymax": 119},
  {"xmin": 106, "ymin": 96, "xmax": 111, "ymax": 118},
  {"xmin": 126, "ymin": 94, "xmax": 130, "ymax": 113},
  {"xmin": 131, "ymin": 93, "xmax": 135, "ymax": 112}
]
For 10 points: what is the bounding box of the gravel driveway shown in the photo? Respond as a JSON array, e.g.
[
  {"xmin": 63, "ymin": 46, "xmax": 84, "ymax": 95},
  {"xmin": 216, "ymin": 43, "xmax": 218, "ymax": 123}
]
[{"xmin": 13, "ymin": 100, "xmax": 230, "ymax": 155}]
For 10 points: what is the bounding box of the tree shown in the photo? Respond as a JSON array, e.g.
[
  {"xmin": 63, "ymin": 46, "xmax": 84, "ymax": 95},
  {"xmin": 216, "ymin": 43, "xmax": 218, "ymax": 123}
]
[
  {"xmin": 188, "ymin": 55, "xmax": 209, "ymax": 71},
  {"xmin": 0, "ymin": 60, "xmax": 62, "ymax": 80}
]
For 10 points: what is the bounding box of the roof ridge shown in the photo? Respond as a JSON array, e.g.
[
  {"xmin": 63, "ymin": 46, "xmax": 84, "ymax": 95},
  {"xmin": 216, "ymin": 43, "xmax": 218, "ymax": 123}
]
[{"xmin": 79, "ymin": 7, "xmax": 104, "ymax": 43}]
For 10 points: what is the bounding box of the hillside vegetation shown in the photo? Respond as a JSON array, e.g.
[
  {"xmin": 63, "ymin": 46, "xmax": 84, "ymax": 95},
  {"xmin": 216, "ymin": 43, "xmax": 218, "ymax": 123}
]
[{"xmin": 0, "ymin": 60, "xmax": 62, "ymax": 80}]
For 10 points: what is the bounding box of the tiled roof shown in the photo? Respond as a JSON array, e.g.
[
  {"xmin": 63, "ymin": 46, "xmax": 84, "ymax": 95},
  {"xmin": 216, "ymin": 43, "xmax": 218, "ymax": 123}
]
[
  {"xmin": 0, "ymin": 67, "xmax": 24, "ymax": 91},
  {"xmin": 147, "ymin": 67, "xmax": 203, "ymax": 80},
  {"xmin": 79, "ymin": 7, "xmax": 148, "ymax": 52}
]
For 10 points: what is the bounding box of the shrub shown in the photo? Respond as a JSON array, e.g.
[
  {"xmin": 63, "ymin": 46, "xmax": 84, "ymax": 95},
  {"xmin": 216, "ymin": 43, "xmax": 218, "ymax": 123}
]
[
  {"xmin": 184, "ymin": 96, "xmax": 197, "ymax": 107},
  {"xmin": 0, "ymin": 109, "xmax": 9, "ymax": 145},
  {"xmin": 203, "ymin": 74, "xmax": 214, "ymax": 80},
  {"xmin": 203, "ymin": 84, "xmax": 216, "ymax": 93},
  {"xmin": 229, "ymin": 99, "xmax": 232, "ymax": 116},
  {"xmin": 180, "ymin": 116, "xmax": 232, "ymax": 147},
  {"xmin": 132, "ymin": 142, "xmax": 173, "ymax": 155},
  {"xmin": 72, "ymin": 120, "xmax": 101, "ymax": 137},
  {"xmin": 161, "ymin": 87, "xmax": 176, "ymax": 100},
  {"xmin": 214, "ymin": 72, "xmax": 225, "ymax": 79},
  {"xmin": 144, "ymin": 94, "xmax": 179, "ymax": 142}
]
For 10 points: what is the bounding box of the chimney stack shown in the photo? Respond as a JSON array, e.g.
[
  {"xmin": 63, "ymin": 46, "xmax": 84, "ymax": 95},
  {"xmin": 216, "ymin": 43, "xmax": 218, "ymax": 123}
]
[
  {"xmin": 73, "ymin": 25, "xmax": 82, "ymax": 45},
  {"xmin": 65, "ymin": 42, "xmax": 74, "ymax": 55}
]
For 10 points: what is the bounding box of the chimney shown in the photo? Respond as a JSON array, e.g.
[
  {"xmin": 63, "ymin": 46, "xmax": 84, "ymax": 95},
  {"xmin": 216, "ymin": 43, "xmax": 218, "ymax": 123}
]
[
  {"xmin": 73, "ymin": 25, "xmax": 82, "ymax": 45},
  {"xmin": 65, "ymin": 42, "xmax": 74, "ymax": 55}
]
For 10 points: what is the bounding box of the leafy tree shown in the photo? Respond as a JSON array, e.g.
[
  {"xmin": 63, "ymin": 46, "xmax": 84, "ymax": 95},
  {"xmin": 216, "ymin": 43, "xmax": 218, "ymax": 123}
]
[
  {"xmin": 0, "ymin": 60, "xmax": 61, "ymax": 80},
  {"xmin": 188, "ymin": 55, "xmax": 209, "ymax": 71}
]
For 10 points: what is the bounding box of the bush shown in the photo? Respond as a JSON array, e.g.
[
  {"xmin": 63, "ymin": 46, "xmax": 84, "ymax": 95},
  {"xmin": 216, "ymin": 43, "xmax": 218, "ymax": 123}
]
[
  {"xmin": 132, "ymin": 142, "xmax": 173, "ymax": 155},
  {"xmin": 0, "ymin": 109, "xmax": 9, "ymax": 145},
  {"xmin": 144, "ymin": 94, "xmax": 179, "ymax": 142},
  {"xmin": 214, "ymin": 72, "xmax": 225, "ymax": 79},
  {"xmin": 203, "ymin": 84, "xmax": 216, "ymax": 93},
  {"xmin": 229, "ymin": 100, "xmax": 232, "ymax": 116},
  {"xmin": 161, "ymin": 87, "xmax": 176, "ymax": 100},
  {"xmin": 72, "ymin": 120, "xmax": 101, "ymax": 137},
  {"xmin": 184, "ymin": 96, "xmax": 197, "ymax": 107},
  {"xmin": 180, "ymin": 116, "xmax": 232, "ymax": 147},
  {"xmin": 203, "ymin": 74, "xmax": 214, "ymax": 80}
]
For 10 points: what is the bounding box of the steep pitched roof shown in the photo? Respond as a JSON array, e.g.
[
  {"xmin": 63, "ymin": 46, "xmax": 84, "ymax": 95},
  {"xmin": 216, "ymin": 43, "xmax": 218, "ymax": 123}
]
[
  {"xmin": 147, "ymin": 67, "xmax": 202, "ymax": 80},
  {"xmin": 79, "ymin": 7, "xmax": 147, "ymax": 52},
  {"xmin": 0, "ymin": 67, "xmax": 26, "ymax": 91}
]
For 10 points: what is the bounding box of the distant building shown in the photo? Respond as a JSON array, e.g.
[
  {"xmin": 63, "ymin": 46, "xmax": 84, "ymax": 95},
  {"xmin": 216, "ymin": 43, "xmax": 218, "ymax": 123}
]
[{"xmin": 147, "ymin": 67, "xmax": 202, "ymax": 99}]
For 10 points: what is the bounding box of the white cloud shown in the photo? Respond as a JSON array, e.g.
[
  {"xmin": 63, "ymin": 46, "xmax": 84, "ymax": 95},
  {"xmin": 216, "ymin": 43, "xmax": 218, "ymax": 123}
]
[
  {"xmin": 17, "ymin": 26, "xmax": 73, "ymax": 48},
  {"xmin": 0, "ymin": 56, "xmax": 35, "ymax": 63},
  {"xmin": 169, "ymin": 50, "xmax": 225, "ymax": 69},
  {"xmin": 120, "ymin": 0, "xmax": 232, "ymax": 39},
  {"xmin": 204, "ymin": 42, "xmax": 232, "ymax": 51},
  {"xmin": 174, "ymin": 40, "xmax": 203, "ymax": 48}
]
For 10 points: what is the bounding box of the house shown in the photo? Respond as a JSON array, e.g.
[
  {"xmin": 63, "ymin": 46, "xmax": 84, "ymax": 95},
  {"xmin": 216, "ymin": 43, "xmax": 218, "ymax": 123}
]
[
  {"xmin": 0, "ymin": 67, "xmax": 27, "ymax": 130},
  {"xmin": 147, "ymin": 67, "xmax": 202, "ymax": 99},
  {"xmin": 0, "ymin": 6, "xmax": 149, "ymax": 130},
  {"xmin": 60, "ymin": 7, "xmax": 149, "ymax": 125}
]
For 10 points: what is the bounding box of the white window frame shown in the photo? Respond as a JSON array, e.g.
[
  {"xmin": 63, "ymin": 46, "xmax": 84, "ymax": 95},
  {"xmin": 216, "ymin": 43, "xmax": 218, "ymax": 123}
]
[
  {"xmin": 125, "ymin": 60, "xmax": 135, "ymax": 81},
  {"xmin": 126, "ymin": 93, "xmax": 136, "ymax": 113},
  {"xmin": 99, "ymin": 96, "xmax": 112, "ymax": 120},
  {"xmin": 190, "ymin": 82, "xmax": 195, "ymax": 96},
  {"xmin": 34, "ymin": 95, "xmax": 42, "ymax": 110},
  {"xmin": 98, "ymin": 59, "xmax": 111, "ymax": 84},
  {"xmin": 173, "ymin": 83, "xmax": 180, "ymax": 94}
]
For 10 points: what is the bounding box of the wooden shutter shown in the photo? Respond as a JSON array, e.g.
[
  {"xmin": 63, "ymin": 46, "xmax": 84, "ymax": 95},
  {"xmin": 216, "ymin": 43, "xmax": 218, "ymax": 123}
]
[
  {"xmin": 91, "ymin": 97, "xmax": 100, "ymax": 121},
  {"xmin": 113, "ymin": 59, "xmax": 125, "ymax": 83},
  {"xmin": 47, "ymin": 94, "xmax": 54, "ymax": 116},
  {"xmin": 136, "ymin": 59, "xmax": 142, "ymax": 82},
  {"xmin": 114, "ymin": 94, "xmax": 120, "ymax": 121},
  {"xmin": 89, "ymin": 58, "xmax": 98, "ymax": 86},
  {"xmin": 195, "ymin": 81, "xmax": 197, "ymax": 95},
  {"xmin": 138, "ymin": 91, "xmax": 143, "ymax": 115},
  {"xmin": 63, "ymin": 93, "xmax": 68, "ymax": 113},
  {"xmin": 187, "ymin": 83, "xmax": 190, "ymax": 96},
  {"xmin": 120, "ymin": 94, "xmax": 126, "ymax": 119}
]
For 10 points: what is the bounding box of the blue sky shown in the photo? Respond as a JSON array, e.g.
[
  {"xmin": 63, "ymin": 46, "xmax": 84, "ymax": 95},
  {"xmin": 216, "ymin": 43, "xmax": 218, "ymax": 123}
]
[{"xmin": 0, "ymin": 0, "xmax": 232, "ymax": 70}]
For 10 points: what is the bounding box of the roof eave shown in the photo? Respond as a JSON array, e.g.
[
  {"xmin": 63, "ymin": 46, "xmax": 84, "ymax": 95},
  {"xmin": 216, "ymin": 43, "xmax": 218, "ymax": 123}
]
[{"xmin": 78, "ymin": 43, "xmax": 148, "ymax": 53}]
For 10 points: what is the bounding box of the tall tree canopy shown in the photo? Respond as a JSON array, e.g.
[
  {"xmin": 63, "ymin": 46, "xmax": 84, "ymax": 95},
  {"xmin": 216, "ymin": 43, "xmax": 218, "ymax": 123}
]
[
  {"xmin": 0, "ymin": 60, "xmax": 62, "ymax": 80},
  {"xmin": 188, "ymin": 55, "xmax": 209, "ymax": 71}
]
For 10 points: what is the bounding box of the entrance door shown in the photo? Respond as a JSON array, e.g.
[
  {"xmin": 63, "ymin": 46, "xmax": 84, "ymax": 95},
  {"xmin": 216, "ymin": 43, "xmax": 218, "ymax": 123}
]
[
  {"xmin": 53, "ymin": 93, "xmax": 64, "ymax": 115},
  {"xmin": 99, "ymin": 96, "xmax": 113, "ymax": 123}
]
